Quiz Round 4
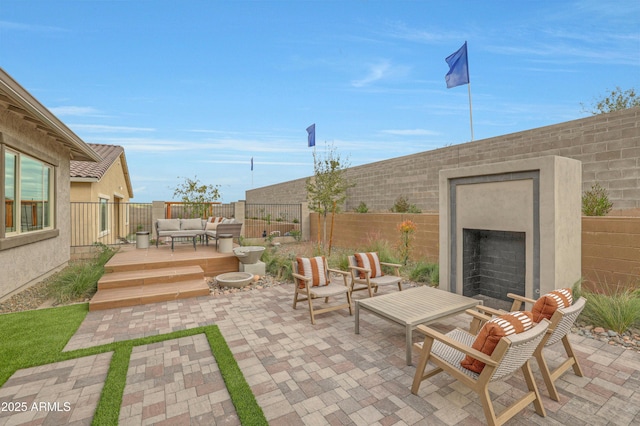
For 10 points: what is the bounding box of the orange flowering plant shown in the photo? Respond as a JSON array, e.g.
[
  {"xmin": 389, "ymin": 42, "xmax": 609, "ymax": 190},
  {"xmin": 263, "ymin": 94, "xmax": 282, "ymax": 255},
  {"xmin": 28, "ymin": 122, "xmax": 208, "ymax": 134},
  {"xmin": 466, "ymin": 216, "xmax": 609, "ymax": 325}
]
[{"xmin": 397, "ymin": 220, "xmax": 417, "ymax": 265}]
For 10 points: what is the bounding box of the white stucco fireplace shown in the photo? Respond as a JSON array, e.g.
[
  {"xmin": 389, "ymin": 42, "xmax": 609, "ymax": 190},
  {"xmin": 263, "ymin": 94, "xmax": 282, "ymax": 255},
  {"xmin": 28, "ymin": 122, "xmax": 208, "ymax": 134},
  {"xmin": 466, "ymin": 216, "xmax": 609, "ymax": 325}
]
[{"xmin": 439, "ymin": 156, "xmax": 582, "ymax": 303}]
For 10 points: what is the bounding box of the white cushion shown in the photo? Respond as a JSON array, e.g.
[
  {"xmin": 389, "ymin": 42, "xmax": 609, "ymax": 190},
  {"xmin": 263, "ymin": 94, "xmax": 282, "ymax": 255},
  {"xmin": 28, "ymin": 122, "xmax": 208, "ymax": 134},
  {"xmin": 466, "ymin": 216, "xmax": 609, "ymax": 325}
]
[
  {"xmin": 181, "ymin": 218, "xmax": 204, "ymax": 230},
  {"xmin": 157, "ymin": 219, "xmax": 180, "ymax": 231}
]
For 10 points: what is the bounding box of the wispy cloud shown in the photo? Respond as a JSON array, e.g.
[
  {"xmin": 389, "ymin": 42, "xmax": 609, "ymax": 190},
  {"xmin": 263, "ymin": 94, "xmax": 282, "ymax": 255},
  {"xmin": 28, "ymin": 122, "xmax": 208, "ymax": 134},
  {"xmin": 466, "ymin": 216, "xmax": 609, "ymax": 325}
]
[
  {"xmin": 71, "ymin": 124, "xmax": 155, "ymax": 133},
  {"xmin": 49, "ymin": 106, "xmax": 101, "ymax": 117},
  {"xmin": 0, "ymin": 20, "xmax": 68, "ymax": 33},
  {"xmin": 203, "ymin": 159, "xmax": 310, "ymax": 167},
  {"xmin": 380, "ymin": 129, "xmax": 440, "ymax": 136},
  {"xmin": 351, "ymin": 60, "xmax": 411, "ymax": 87},
  {"xmin": 382, "ymin": 21, "xmax": 467, "ymax": 45}
]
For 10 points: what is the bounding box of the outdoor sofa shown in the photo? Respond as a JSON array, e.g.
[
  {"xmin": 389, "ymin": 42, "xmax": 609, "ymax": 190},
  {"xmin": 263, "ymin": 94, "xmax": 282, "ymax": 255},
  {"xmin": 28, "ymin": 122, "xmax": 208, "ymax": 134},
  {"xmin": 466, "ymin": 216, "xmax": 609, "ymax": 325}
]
[{"xmin": 155, "ymin": 217, "xmax": 242, "ymax": 249}]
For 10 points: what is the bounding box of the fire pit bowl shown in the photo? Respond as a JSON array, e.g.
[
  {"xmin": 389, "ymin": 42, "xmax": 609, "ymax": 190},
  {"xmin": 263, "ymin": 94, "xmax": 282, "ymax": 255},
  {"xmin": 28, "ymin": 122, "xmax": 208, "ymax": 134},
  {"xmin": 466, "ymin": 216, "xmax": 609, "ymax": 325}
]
[
  {"xmin": 233, "ymin": 246, "xmax": 266, "ymax": 264},
  {"xmin": 215, "ymin": 272, "xmax": 254, "ymax": 288}
]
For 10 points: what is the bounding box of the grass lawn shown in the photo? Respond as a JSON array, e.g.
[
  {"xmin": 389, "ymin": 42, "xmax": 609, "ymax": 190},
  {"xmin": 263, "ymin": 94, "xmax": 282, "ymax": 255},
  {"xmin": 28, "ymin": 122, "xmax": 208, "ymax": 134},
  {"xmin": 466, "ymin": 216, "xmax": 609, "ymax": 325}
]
[{"xmin": 0, "ymin": 303, "xmax": 267, "ymax": 425}]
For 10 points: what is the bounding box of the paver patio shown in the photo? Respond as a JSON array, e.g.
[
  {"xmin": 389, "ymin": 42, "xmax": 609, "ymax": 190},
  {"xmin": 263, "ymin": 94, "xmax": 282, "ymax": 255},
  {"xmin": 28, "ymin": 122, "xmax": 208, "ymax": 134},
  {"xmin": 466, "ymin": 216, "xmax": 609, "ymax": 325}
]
[{"xmin": 1, "ymin": 283, "xmax": 639, "ymax": 425}]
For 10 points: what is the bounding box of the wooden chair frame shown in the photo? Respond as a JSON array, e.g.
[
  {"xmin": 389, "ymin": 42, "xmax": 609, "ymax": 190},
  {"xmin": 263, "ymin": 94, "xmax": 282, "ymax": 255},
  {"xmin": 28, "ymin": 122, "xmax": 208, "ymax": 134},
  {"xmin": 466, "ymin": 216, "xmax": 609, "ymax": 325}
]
[
  {"xmin": 473, "ymin": 293, "xmax": 586, "ymax": 401},
  {"xmin": 411, "ymin": 315, "xmax": 550, "ymax": 426},
  {"xmin": 292, "ymin": 260, "xmax": 353, "ymax": 325},
  {"xmin": 347, "ymin": 255, "xmax": 402, "ymax": 298}
]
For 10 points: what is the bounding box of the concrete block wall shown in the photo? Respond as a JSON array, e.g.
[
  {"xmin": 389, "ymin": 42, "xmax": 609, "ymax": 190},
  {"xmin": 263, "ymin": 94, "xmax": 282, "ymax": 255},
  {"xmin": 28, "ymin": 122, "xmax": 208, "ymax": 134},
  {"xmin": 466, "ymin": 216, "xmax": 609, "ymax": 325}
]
[{"xmin": 247, "ymin": 107, "xmax": 640, "ymax": 214}]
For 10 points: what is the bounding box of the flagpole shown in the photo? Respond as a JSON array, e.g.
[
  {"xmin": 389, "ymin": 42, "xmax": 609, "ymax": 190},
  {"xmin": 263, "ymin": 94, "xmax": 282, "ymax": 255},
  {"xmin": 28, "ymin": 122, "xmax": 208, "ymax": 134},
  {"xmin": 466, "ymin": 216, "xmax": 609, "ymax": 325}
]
[{"xmin": 468, "ymin": 83, "xmax": 474, "ymax": 141}]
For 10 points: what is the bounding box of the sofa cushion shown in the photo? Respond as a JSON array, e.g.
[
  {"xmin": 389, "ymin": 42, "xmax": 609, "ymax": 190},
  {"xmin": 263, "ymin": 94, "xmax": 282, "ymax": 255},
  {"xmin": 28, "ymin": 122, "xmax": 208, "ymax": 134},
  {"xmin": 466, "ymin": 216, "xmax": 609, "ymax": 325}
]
[
  {"xmin": 532, "ymin": 288, "xmax": 573, "ymax": 323},
  {"xmin": 461, "ymin": 311, "xmax": 534, "ymax": 373},
  {"xmin": 157, "ymin": 219, "xmax": 180, "ymax": 232},
  {"xmin": 181, "ymin": 218, "xmax": 204, "ymax": 230},
  {"xmin": 205, "ymin": 221, "xmax": 219, "ymax": 231},
  {"xmin": 296, "ymin": 256, "xmax": 328, "ymax": 289},
  {"xmin": 354, "ymin": 252, "xmax": 384, "ymax": 279}
]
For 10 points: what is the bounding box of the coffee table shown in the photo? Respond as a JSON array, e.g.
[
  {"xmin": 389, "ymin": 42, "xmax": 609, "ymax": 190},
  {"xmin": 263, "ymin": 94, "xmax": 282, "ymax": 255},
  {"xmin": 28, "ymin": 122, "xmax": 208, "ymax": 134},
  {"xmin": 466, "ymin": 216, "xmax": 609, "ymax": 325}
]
[
  {"xmin": 355, "ymin": 286, "xmax": 481, "ymax": 365},
  {"xmin": 168, "ymin": 234, "xmax": 199, "ymax": 251}
]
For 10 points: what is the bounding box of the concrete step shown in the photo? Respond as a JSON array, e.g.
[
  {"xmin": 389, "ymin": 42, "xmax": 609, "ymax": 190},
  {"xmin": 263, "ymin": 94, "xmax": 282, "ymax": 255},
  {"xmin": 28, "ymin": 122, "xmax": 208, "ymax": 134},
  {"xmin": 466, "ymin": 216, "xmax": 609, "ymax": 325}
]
[
  {"xmin": 97, "ymin": 265, "xmax": 204, "ymax": 290},
  {"xmin": 89, "ymin": 279, "xmax": 210, "ymax": 311}
]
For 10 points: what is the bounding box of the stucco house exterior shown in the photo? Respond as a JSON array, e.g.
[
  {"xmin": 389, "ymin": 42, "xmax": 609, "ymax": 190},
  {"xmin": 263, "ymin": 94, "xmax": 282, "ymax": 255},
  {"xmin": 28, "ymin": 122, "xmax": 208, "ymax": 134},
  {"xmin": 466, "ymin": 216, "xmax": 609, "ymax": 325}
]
[
  {"xmin": 0, "ymin": 68, "xmax": 101, "ymax": 300},
  {"xmin": 70, "ymin": 143, "xmax": 133, "ymax": 246}
]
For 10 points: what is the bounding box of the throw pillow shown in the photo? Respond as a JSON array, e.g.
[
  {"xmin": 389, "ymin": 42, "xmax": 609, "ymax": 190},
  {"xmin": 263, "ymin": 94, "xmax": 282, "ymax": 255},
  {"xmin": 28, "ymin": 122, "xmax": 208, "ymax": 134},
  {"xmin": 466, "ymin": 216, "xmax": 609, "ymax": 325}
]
[
  {"xmin": 461, "ymin": 311, "xmax": 534, "ymax": 373},
  {"xmin": 532, "ymin": 288, "xmax": 573, "ymax": 323},
  {"xmin": 296, "ymin": 257, "xmax": 328, "ymax": 289},
  {"xmin": 354, "ymin": 252, "xmax": 384, "ymax": 279},
  {"xmin": 205, "ymin": 222, "xmax": 218, "ymax": 231}
]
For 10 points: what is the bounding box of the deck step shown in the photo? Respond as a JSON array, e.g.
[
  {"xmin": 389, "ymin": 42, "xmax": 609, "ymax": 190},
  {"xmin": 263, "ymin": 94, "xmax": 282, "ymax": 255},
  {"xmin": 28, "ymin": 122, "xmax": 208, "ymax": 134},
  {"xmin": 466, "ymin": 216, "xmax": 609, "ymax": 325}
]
[
  {"xmin": 89, "ymin": 279, "xmax": 211, "ymax": 311},
  {"xmin": 98, "ymin": 265, "xmax": 204, "ymax": 290}
]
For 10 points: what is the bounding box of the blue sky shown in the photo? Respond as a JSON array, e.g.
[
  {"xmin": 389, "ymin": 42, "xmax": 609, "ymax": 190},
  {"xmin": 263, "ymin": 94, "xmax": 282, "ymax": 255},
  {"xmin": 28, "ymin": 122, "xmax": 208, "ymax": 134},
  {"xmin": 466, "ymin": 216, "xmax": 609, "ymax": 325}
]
[{"xmin": 2, "ymin": 1, "xmax": 639, "ymax": 202}]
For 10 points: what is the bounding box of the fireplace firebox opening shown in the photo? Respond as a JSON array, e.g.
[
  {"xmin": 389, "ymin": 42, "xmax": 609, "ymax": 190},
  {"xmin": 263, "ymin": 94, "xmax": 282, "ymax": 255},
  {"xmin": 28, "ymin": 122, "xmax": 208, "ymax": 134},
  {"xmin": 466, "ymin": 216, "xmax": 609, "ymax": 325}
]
[{"xmin": 462, "ymin": 229, "xmax": 526, "ymax": 304}]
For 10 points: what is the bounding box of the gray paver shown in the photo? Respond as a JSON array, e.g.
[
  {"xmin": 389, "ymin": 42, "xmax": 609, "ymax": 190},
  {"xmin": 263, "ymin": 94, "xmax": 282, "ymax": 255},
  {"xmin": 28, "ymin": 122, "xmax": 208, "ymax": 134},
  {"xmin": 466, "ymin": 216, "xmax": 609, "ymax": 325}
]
[{"xmin": 1, "ymin": 283, "xmax": 639, "ymax": 425}]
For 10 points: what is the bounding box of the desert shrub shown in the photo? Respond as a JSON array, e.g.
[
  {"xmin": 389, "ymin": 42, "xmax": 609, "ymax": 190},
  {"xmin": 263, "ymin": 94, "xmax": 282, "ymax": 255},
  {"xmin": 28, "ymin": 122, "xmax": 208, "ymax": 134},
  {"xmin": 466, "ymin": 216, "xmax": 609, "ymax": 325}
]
[
  {"xmin": 582, "ymin": 182, "xmax": 613, "ymax": 216},
  {"xmin": 46, "ymin": 243, "xmax": 117, "ymax": 303},
  {"xmin": 409, "ymin": 262, "xmax": 439, "ymax": 286},
  {"xmin": 355, "ymin": 202, "xmax": 369, "ymax": 213},
  {"xmin": 390, "ymin": 195, "xmax": 421, "ymax": 213},
  {"xmin": 573, "ymin": 279, "xmax": 640, "ymax": 334},
  {"xmin": 262, "ymin": 246, "xmax": 293, "ymax": 281}
]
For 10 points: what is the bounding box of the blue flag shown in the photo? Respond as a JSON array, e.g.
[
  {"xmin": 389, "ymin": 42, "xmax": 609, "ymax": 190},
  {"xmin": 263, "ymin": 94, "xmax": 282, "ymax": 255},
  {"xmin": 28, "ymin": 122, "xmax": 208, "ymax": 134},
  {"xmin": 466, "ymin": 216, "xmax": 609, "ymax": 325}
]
[
  {"xmin": 251, "ymin": 157, "xmax": 253, "ymax": 171},
  {"xmin": 445, "ymin": 42, "xmax": 469, "ymax": 88},
  {"xmin": 306, "ymin": 123, "xmax": 316, "ymax": 147}
]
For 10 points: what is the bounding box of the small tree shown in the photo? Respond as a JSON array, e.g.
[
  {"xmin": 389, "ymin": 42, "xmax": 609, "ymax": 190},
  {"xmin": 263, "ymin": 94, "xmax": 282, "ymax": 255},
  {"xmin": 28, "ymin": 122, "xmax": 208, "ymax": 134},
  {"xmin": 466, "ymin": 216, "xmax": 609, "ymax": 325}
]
[
  {"xmin": 582, "ymin": 182, "xmax": 613, "ymax": 216},
  {"xmin": 305, "ymin": 143, "xmax": 354, "ymax": 251},
  {"xmin": 172, "ymin": 175, "xmax": 221, "ymax": 218},
  {"xmin": 582, "ymin": 87, "xmax": 640, "ymax": 115}
]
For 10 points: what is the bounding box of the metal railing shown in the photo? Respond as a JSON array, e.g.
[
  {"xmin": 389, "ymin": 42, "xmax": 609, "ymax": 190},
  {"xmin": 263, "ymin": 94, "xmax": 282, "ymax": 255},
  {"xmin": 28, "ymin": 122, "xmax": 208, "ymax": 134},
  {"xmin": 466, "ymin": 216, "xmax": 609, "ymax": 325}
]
[
  {"xmin": 71, "ymin": 202, "xmax": 152, "ymax": 247},
  {"xmin": 244, "ymin": 203, "xmax": 301, "ymax": 239},
  {"xmin": 70, "ymin": 201, "xmax": 304, "ymax": 247}
]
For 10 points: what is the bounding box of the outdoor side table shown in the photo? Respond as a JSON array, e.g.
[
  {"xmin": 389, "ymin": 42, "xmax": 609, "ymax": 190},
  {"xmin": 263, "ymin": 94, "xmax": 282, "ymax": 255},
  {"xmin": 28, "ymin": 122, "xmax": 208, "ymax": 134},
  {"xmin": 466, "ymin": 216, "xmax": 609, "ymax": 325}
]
[{"xmin": 218, "ymin": 234, "xmax": 233, "ymax": 253}]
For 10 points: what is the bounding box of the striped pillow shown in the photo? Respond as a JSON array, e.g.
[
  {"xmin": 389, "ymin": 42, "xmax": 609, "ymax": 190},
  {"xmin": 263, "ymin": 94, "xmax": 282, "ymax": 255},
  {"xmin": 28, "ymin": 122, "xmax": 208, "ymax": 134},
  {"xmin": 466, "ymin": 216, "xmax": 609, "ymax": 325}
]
[
  {"xmin": 532, "ymin": 288, "xmax": 573, "ymax": 323},
  {"xmin": 354, "ymin": 252, "xmax": 384, "ymax": 278},
  {"xmin": 461, "ymin": 311, "xmax": 534, "ymax": 373},
  {"xmin": 296, "ymin": 257, "xmax": 328, "ymax": 289}
]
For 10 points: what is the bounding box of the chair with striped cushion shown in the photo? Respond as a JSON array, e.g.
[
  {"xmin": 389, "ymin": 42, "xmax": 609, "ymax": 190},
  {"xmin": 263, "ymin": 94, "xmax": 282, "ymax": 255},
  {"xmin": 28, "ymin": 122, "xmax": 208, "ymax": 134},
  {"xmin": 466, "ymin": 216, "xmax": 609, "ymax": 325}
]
[
  {"xmin": 292, "ymin": 256, "xmax": 353, "ymax": 325},
  {"xmin": 348, "ymin": 252, "xmax": 402, "ymax": 297},
  {"xmin": 473, "ymin": 290, "xmax": 587, "ymax": 401},
  {"xmin": 411, "ymin": 312, "xmax": 551, "ymax": 426}
]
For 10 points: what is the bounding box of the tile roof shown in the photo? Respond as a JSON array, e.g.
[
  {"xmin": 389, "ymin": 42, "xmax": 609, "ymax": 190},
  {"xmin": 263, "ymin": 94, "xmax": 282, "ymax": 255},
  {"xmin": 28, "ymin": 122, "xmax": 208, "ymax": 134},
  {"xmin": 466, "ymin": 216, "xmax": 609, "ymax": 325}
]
[{"xmin": 70, "ymin": 143, "xmax": 124, "ymax": 179}]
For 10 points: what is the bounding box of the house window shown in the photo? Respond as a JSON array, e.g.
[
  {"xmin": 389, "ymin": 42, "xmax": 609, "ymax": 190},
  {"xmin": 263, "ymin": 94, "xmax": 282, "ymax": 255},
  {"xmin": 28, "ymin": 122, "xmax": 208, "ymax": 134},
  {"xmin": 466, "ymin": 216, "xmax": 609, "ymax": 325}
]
[
  {"xmin": 4, "ymin": 149, "xmax": 54, "ymax": 235},
  {"xmin": 99, "ymin": 197, "xmax": 109, "ymax": 236}
]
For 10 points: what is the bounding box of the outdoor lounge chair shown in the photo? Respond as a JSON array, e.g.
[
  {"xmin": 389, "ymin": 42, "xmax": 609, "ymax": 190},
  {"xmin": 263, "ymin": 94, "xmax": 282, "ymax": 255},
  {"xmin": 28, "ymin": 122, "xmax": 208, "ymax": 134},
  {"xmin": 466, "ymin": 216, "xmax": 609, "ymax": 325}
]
[
  {"xmin": 348, "ymin": 253, "xmax": 402, "ymax": 298},
  {"xmin": 472, "ymin": 292, "xmax": 587, "ymax": 401},
  {"xmin": 292, "ymin": 257, "xmax": 353, "ymax": 325},
  {"xmin": 411, "ymin": 313, "xmax": 551, "ymax": 426}
]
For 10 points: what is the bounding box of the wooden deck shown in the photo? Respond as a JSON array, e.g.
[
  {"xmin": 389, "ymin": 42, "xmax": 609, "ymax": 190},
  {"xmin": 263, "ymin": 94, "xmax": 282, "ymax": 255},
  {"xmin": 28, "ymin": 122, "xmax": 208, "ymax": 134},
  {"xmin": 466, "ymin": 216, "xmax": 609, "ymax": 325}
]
[{"xmin": 90, "ymin": 240, "xmax": 239, "ymax": 311}]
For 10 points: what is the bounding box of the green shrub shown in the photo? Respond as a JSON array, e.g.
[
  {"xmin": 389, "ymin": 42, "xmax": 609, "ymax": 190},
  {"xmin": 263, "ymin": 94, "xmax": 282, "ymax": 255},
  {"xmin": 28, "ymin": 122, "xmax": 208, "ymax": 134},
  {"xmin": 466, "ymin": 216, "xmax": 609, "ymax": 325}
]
[
  {"xmin": 390, "ymin": 195, "xmax": 421, "ymax": 213},
  {"xmin": 409, "ymin": 262, "xmax": 439, "ymax": 286},
  {"xmin": 355, "ymin": 202, "xmax": 369, "ymax": 213},
  {"xmin": 46, "ymin": 243, "xmax": 117, "ymax": 304},
  {"xmin": 262, "ymin": 246, "xmax": 293, "ymax": 281},
  {"xmin": 582, "ymin": 182, "xmax": 613, "ymax": 216},
  {"xmin": 573, "ymin": 279, "xmax": 640, "ymax": 334}
]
